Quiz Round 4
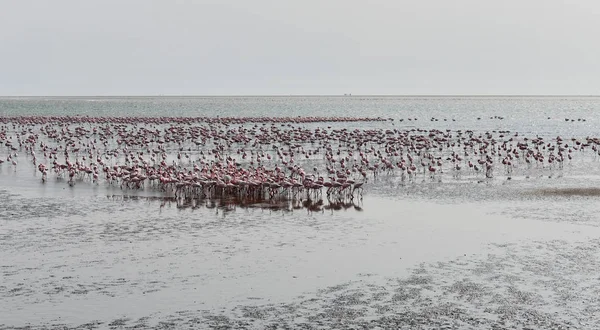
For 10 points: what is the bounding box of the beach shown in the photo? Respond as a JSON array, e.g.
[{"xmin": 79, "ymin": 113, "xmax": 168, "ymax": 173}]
[{"xmin": 1, "ymin": 96, "xmax": 600, "ymax": 329}]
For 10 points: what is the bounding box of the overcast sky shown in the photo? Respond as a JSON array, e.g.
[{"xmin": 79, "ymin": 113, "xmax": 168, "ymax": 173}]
[{"xmin": 1, "ymin": 0, "xmax": 599, "ymax": 95}]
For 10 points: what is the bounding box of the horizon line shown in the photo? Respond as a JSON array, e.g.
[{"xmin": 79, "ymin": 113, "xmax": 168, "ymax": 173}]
[{"xmin": 1, "ymin": 94, "xmax": 600, "ymax": 98}]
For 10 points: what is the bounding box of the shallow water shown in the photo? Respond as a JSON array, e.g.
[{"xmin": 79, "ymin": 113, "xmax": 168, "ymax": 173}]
[
  {"xmin": 2, "ymin": 97, "xmax": 600, "ymax": 329},
  {"xmin": 3, "ymin": 185, "xmax": 600, "ymax": 328},
  {"xmin": 2, "ymin": 95, "xmax": 600, "ymax": 136}
]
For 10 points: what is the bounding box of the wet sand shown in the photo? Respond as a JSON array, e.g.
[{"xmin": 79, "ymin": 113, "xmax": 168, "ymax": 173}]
[{"xmin": 2, "ymin": 174, "xmax": 600, "ymax": 329}]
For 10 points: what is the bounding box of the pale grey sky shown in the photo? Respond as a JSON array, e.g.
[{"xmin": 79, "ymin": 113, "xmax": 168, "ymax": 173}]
[{"xmin": 1, "ymin": 0, "xmax": 599, "ymax": 95}]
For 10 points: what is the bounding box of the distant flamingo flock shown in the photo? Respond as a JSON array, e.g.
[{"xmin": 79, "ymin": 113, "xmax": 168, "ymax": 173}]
[{"xmin": 1, "ymin": 115, "xmax": 599, "ymax": 204}]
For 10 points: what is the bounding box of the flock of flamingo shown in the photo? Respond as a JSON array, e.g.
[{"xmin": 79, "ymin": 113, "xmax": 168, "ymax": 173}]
[{"xmin": 1, "ymin": 115, "xmax": 599, "ymax": 209}]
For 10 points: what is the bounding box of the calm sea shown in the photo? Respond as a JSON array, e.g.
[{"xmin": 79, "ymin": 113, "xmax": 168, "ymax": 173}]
[
  {"xmin": 1, "ymin": 96, "xmax": 600, "ymax": 329},
  {"xmin": 1, "ymin": 95, "xmax": 600, "ymax": 136}
]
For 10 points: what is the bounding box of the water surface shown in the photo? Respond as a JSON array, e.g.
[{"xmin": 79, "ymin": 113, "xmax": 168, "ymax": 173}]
[{"xmin": 1, "ymin": 96, "xmax": 600, "ymax": 329}]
